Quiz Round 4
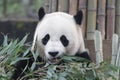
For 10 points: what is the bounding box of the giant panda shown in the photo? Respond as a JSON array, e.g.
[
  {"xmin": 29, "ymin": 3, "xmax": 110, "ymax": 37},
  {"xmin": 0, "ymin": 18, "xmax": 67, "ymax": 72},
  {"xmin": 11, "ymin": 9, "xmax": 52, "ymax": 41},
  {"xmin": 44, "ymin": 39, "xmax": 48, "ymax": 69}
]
[
  {"xmin": 31, "ymin": 7, "xmax": 91, "ymax": 62},
  {"xmin": 11, "ymin": 7, "xmax": 91, "ymax": 80}
]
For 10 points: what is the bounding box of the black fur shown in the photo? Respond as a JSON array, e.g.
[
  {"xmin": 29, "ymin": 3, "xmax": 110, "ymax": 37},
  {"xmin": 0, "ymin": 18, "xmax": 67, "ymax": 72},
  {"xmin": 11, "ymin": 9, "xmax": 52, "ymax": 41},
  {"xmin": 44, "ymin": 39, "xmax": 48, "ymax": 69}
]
[
  {"xmin": 75, "ymin": 51, "xmax": 91, "ymax": 61},
  {"xmin": 74, "ymin": 10, "xmax": 83, "ymax": 25},
  {"xmin": 60, "ymin": 35, "xmax": 69, "ymax": 47},
  {"xmin": 42, "ymin": 34, "xmax": 50, "ymax": 45},
  {"xmin": 11, "ymin": 52, "xmax": 44, "ymax": 80},
  {"xmin": 38, "ymin": 7, "xmax": 45, "ymax": 20},
  {"xmin": 11, "ymin": 58, "xmax": 34, "ymax": 79}
]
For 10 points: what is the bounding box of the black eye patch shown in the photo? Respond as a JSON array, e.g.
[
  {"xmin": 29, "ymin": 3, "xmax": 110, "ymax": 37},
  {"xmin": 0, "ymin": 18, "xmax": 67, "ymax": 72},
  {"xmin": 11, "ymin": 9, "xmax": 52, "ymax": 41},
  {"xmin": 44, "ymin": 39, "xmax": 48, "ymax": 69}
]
[
  {"xmin": 60, "ymin": 35, "xmax": 69, "ymax": 47},
  {"xmin": 42, "ymin": 34, "xmax": 50, "ymax": 45}
]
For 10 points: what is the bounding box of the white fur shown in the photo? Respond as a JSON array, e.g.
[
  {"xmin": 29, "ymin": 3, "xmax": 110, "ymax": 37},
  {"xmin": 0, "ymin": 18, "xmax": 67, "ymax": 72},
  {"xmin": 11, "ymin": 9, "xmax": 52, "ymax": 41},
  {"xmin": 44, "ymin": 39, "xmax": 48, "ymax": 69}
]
[{"xmin": 31, "ymin": 12, "xmax": 85, "ymax": 60}]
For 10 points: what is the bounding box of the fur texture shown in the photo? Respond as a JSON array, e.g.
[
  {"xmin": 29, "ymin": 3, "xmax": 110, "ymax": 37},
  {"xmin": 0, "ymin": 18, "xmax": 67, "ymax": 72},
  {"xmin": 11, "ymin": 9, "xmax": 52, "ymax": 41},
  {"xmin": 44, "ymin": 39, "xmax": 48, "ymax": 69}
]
[{"xmin": 32, "ymin": 11, "xmax": 86, "ymax": 61}]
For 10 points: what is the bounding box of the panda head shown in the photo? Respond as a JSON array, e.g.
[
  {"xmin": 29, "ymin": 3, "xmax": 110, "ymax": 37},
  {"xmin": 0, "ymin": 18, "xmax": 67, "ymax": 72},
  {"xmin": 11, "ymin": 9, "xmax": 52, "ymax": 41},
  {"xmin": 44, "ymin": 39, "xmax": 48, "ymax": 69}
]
[{"xmin": 32, "ymin": 7, "xmax": 85, "ymax": 63}]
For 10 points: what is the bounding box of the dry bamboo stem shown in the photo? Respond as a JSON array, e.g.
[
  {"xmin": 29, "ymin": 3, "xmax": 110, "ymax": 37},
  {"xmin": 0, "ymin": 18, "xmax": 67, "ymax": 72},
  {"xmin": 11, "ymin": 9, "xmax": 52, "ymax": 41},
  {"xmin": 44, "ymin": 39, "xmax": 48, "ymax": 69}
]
[
  {"xmin": 86, "ymin": 0, "xmax": 97, "ymax": 40},
  {"xmin": 97, "ymin": 0, "xmax": 106, "ymax": 39},
  {"xmin": 118, "ymin": 44, "xmax": 120, "ymax": 67},
  {"xmin": 49, "ymin": 0, "xmax": 52, "ymax": 13},
  {"xmin": 115, "ymin": 0, "xmax": 120, "ymax": 39},
  {"xmin": 106, "ymin": 0, "xmax": 115, "ymax": 40},
  {"xmin": 111, "ymin": 34, "xmax": 119, "ymax": 80},
  {"xmin": 111, "ymin": 35, "xmax": 119, "ymax": 80},
  {"xmin": 79, "ymin": 0, "xmax": 87, "ymax": 38},
  {"xmin": 116, "ymin": 46, "xmax": 120, "ymax": 66},
  {"xmin": 111, "ymin": 34, "xmax": 118, "ymax": 65},
  {"xmin": 115, "ymin": 42, "xmax": 120, "ymax": 80},
  {"xmin": 58, "ymin": 0, "xmax": 69, "ymax": 12},
  {"xmin": 44, "ymin": 0, "xmax": 50, "ymax": 13},
  {"xmin": 69, "ymin": 0, "xmax": 78, "ymax": 15},
  {"xmin": 94, "ymin": 30, "xmax": 103, "ymax": 64},
  {"xmin": 51, "ymin": 0, "xmax": 58, "ymax": 12},
  {"xmin": 118, "ymin": 45, "xmax": 120, "ymax": 80}
]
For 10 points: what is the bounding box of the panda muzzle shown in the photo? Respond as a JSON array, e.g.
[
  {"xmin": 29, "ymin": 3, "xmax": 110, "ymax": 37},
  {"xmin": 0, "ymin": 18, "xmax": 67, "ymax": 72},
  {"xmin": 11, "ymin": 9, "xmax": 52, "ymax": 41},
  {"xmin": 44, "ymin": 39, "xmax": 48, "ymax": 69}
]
[{"xmin": 48, "ymin": 51, "xmax": 59, "ymax": 57}]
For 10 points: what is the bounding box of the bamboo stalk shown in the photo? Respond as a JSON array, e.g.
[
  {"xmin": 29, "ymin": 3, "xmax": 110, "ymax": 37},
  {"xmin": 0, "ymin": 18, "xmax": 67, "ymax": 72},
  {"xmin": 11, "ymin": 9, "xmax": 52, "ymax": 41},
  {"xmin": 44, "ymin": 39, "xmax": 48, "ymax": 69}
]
[
  {"xmin": 115, "ymin": 43, "xmax": 120, "ymax": 80},
  {"xmin": 3, "ymin": 0, "xmax": 8, "ymax": 16},
  {"xmin": 49, "ymin": 0, "xmax": 52, "ymax": 13},
  {"xmin": 69, "ymin": 0, "xmax": 78, "ymax": 15},
  {"xmin": 51, "ymin": 0, "xmax": 58, "ymax": 12},
  {"xmin": 106, "ymin": 0, "xmax": 115, "ymax": 39},
  {"xmin": 94, "ymin": 30, "xmax": 103, "ymax": 64},
  {"xmin": 86, "ymin": 0, "xmax": 97, "ymax": 40},
  {"xmin": 118, "ymin": 45, "xmax": 120, "ymax": 67},
  {"xmin": 109, "ymin": 34, "xmax": 119, "ymax": 80},
  {"xmin": 116, "ymin": 46, "xmax": 120, "ymax": 66},
  {"xmin": 111, "ymin": 34, "xmax": 118, "ymax": 65},
  {"xmin": 97, "ymin": 0, "xmax": 106, "ymax": 39},
  {"xmin": 117, "ymin": 45, "xmax": 120, "ymax": 80},
  {"xmin": 79, "ymin": 0, "xmax": 87, "ymax": 38},
  {"xmin": 115, "ymin": 0, "xmax": 120, "ymax": 38},
  {"xmin": 44, "ymin": 0, "xmax": 50, "ymax": 13},
  {"xmin": 58, "ymin": 0, "xmax": 69, "ymax": 12}
]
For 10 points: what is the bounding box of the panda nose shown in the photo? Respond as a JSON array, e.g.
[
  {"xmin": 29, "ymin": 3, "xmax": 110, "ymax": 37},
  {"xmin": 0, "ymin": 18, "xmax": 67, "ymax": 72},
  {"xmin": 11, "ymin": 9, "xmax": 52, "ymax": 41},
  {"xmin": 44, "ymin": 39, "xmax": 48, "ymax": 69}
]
[{"xmin": 48, "ymin": 51, "xmax": 58, "ymax": 57}]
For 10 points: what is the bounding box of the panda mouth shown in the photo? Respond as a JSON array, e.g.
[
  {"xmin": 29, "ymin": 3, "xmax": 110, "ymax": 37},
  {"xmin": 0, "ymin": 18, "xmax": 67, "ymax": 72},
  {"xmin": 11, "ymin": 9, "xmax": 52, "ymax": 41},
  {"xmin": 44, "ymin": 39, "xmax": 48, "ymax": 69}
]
[{"xmin": 47, "ymin": 57, "xmax": 61, "ymax": 64}]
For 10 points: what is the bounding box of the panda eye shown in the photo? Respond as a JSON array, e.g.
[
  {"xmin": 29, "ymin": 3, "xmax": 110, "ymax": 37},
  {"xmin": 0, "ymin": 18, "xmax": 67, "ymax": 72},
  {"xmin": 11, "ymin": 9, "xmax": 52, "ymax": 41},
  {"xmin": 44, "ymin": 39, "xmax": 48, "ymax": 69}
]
[
  {"xmin": 42, "ymin": 34, "xmax": 50, "ymax": 45},
  {"xmin": 60, "ymin": 35, "xmax": 69, "ymax": 47}
]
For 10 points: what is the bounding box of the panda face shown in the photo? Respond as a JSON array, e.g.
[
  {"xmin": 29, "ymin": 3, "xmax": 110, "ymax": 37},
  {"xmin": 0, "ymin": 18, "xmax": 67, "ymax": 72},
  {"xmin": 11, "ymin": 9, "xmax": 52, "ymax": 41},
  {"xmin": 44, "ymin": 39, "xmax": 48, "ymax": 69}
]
[
  {"xmin": 34, "ymin": 12, "xmax": 83, "ymax": 62},
  {"xmin": 41, "ymin": 33, "xmax": 69, "ymax": 60},
  {"xmin": 31, "ymin": 7, "xmax": 85, "ymax": 63}
]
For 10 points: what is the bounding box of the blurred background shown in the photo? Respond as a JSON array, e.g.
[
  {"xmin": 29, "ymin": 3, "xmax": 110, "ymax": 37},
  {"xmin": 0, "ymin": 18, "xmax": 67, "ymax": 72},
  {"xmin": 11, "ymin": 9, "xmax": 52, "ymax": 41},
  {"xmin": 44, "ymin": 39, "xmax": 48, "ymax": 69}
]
[
  {"xmin": 0, "ymin": 0, "xmax": 120, "ymax": 44},
  {"xmin": 0, "ymin": 0, "xmax": 44, "ymax": 43},
  {"xmin": 0, "ymin": 0, "xmax": 44, "ymax": 19}
]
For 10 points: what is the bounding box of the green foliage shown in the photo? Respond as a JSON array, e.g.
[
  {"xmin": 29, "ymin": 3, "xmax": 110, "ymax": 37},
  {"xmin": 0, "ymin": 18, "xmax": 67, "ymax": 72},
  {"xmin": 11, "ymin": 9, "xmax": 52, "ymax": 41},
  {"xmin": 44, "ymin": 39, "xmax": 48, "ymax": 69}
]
[
  {"xmin": 0, "ymin": 35, "xmax": 119, "ymax": 80},
  {"xmin": 38, "ymin": 58, "xmax": 118, "ymax": 80},
  {"xmin": 0, "ymin": 34, "xmax": 30, "ymax": 79},
  {"xmin": 32, "ymin": 0, "xmax": 45, "ymax": 12},
  {"xmin": 0, "ymin": 0, "xmax": 45, "ymax": 18}
]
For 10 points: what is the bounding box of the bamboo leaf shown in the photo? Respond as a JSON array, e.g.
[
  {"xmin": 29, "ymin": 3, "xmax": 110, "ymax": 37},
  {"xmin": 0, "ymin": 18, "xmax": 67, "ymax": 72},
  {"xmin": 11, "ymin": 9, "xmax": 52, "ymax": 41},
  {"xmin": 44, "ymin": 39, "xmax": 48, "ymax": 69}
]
[
  {"xmin": 23, "ymin": 47, "xmax": 31, "ymax": 57},
  {"xmin": 3, "ymin": 35, "xmax": 8, "ymax": 47},
  {"xmin": 18, "ymin": 34, "xmax": 28, "ymax": 47},
  {"xmin": 10, "ymin": 58, "xmax": 29, "ymax": 65},
  {"xmin": 0, "ymin": 41, "xmax": 13, "ymax": 55},
  {"xmin": 31, "ymin": 62, "xmax": 36, "ymax": 71}
]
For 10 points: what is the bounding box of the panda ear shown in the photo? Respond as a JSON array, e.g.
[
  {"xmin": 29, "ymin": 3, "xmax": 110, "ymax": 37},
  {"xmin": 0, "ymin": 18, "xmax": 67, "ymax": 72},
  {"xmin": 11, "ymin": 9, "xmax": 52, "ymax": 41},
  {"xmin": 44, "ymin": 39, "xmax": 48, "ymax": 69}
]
[
  {"xmin": 38, "ymin": 7, "xmax": 45, "ymax": 20},
  {"xmin": 74, "ymin": 10, "xmax": 83, "ymax": 25}
]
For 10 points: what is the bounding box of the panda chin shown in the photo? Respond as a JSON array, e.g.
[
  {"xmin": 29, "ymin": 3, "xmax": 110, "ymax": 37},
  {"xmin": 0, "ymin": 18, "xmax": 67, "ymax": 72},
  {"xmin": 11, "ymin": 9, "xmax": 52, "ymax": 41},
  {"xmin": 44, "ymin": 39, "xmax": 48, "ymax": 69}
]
[{"xmin": 47, "ymin": 57, "xmax": 61, "ymax": 64}]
